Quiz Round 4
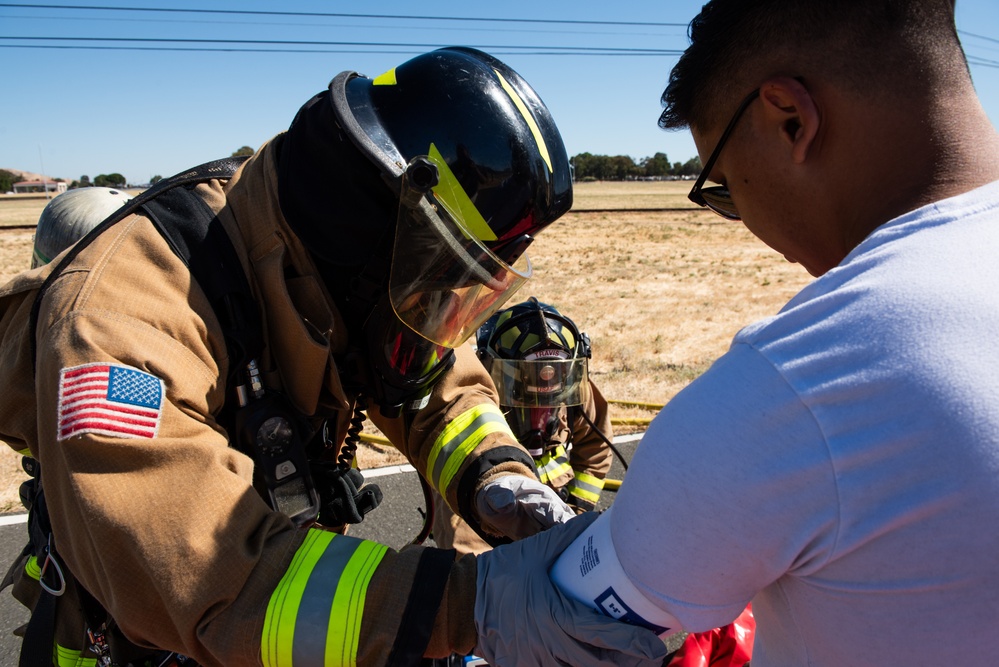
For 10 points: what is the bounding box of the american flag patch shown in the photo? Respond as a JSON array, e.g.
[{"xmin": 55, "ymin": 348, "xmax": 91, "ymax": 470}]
[{"xmin": 58, "ymin": 363, "xmax": 164, "ymax": 440}]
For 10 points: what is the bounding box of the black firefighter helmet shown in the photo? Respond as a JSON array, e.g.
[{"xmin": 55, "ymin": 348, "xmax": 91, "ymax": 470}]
[
  {"xmin": 476, "ymin": 297, "xmax": 591, "ymax": 456},
  {"xmin": 279, "ymin": 47, "xmax": 573, "ymax": 416}
]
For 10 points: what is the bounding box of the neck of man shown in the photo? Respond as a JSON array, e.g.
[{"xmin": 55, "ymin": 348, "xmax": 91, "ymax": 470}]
[{"xmin": 835, "ymin": 82, "xmax": 999, "ymax": 255}]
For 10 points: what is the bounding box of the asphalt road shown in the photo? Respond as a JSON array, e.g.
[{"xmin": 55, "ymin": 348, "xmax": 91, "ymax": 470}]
[{"xmin": 0, "ymin": 435, "xmax": 641, "ymax": 665}]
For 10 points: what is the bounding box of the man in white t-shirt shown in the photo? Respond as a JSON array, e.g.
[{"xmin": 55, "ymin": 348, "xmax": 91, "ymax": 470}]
[{"xmin": 596, "ymin": 1, "xmax": 999, "ymax": 665}]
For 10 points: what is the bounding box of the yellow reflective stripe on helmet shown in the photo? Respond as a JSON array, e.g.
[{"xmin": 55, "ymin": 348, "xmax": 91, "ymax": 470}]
[
  {"xmin": 262, "ymin": 529, "xmax": 388, "ymax": 667},
  {"xmin": 494, "ymin": 69, "xmax": 552, "ymax": 173},
  {"xmin": 54, "ymin": 644, "xmax": 97, "ymax": 667},
  {"xmin": 428, "ymin": 403, "xmax": 513, "ymax": 496},
  {"xmin": 568, "ymin": 471, "xmax": 604, "ymax": 504},
  {"xmin": 25, "ymin": 555, "xmax": 41, "ymax": 580},
  {"xmin": 427, "ymin": 143, "xmax": 496, "ymax": 242},
  {"xmin": 535, "ymin": 445, "xmax": 571, "ymax": 485},
  {"xmin": 372, "ymin": 68, "xmax": 397, "ymax": 85}
]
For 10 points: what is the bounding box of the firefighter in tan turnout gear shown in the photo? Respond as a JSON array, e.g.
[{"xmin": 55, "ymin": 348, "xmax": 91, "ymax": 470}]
[
  {"xmin": 0, "ymin": 48, "xmax": 668, "ymax": 667},
  {"xmin": 433, "ymin": 298, "xmax": 615, "ymax": 555}
]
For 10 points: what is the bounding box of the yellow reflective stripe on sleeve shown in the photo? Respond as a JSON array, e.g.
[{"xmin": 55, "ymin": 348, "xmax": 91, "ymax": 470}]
[
  {"xmin": 494, "ymin": 69, "xmax": 553, "ymax": 173},
  {"xmin": 428, "ymin": 403, "xmax": 513, "ymax": 496},
  {"xmin": 428, "ymin": 143, "xmax": 496, "ymax": 242},
  {"xmin": 535, "ymin": 445, "xmax": 571, "ymax": 485},
  {"xmin": 54, "ymin": 644, "xmax": 97, "ymax": 667},
  {"xmin": 25, "ymin": 555, "xmax": 41, "ymax": 580},
  {"xmin": 326, "ymin": 539, "xmax": 387, "ymax": 667},
  {"xmin": 372, "ymin": 68, "xmax": 397, "ymax": 85},
  {"xmin": 262, "ymin": 529, "xmax": 388, "ymax": 667},
  {"xmin": 568, "ymin": 470, "xmax": 604, "ymax": 504}
]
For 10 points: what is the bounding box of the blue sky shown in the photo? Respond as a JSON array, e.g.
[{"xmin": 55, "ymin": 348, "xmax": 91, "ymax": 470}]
[{"xmin": 3, "ymin": 1, "xmax": 999, "ymax": 184}]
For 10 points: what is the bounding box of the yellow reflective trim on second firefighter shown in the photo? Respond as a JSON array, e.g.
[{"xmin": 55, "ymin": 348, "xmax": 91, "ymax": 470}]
[
  {"xmin": 535, "ymin": 445, "xmax": 572, "ymax": 485},
  {"xmin": 494, "ymin": 69, "xmax": 553, "ymax": 173},
  {"xmin": 568, "ymin": 470, "xmax": 605, "ymax": 504},
  {"xmin": 262, "ymin": 528, "xmax": 388, "ymax": 667},
  {"xmin": 428, "ymin": 403, "xmax": 514, "ymax": 496},
  {"xmin": 54, "ymin": 644, "xmax": 97, "ymax": 667}
]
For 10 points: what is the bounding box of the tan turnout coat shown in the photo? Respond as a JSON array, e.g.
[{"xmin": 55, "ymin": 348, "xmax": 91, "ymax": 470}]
[{"xmin": 0, "ymin": 137, "xmax": 538, "ymax": 666}]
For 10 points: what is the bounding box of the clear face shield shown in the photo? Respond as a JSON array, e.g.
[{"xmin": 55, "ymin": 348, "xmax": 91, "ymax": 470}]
[{"xmin": 387, "ymin": 147, "xmax": 533, "ymax": 351}]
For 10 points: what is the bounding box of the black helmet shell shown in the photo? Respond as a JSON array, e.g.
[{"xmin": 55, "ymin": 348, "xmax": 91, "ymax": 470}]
[
  {"xmin": 478, "ymin": 297, "xmax": 590, "ymax": 362},
  {"xmin": 330, "ymin": 47, "xmax": 572, "ymax": 253}
]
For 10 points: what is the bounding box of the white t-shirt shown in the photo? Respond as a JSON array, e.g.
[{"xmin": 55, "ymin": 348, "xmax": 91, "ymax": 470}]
[{"xmin": 612, "ymin": 180, "xmax": 999, "ymax": 665}]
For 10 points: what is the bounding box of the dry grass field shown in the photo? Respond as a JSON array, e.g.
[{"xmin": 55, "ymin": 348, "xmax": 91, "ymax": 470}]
[{"xmin": 0, "ymin": 182, "xmax": 814, "ymax": 513}]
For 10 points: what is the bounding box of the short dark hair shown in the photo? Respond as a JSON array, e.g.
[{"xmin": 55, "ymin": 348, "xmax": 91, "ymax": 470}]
[{"xmin": 660, "ymin": 0, "xmax": 966, "ymax": 132}]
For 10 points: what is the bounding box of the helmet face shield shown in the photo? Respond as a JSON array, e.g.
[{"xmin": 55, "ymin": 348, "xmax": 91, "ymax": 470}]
[
  {"xmin": 488, "ymin": 357, "xmax": 590, "ymax": 408},
  {"xmin": 388, "ymin": 149, "xmax": 532, "ymax": 348}
]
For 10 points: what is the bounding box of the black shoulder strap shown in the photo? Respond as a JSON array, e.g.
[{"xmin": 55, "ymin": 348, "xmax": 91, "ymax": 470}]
[
  {"xmin": 140, "ymin": 185, "xmax": 263, "ymax": 379},
  {"xmin": 28, "ymin": 155, "xmax": 259, "ymax": 375}
]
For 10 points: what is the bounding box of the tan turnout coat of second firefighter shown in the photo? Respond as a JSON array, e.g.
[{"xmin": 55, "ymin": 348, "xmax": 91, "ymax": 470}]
[{"xmin": 0, "ymin": 136, "xmax": 540, "ymax": 666}]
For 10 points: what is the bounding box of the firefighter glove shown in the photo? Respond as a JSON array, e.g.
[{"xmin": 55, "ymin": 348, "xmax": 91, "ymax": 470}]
[
  {"xmin": 475, "ymin": 474, "xmax": 577, "ymax": 541},
  {"xmin": 313, "ymin": 465, "xmax": 383, "ymax": 525},
  {"xmin": 474, "ymin": 511, "xmax": 668, "ymax": 666}
]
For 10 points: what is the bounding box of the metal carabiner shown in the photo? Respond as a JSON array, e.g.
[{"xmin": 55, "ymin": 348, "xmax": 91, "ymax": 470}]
[{"xmin": 38, "ymin": 533, "xmax": 66, "ymax": 597}]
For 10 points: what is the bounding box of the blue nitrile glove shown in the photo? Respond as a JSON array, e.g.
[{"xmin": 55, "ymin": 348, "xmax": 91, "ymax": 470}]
[
  {"xmin": 475, "ymin": 475, "xmax": 576, "ymax": 541},
  {"xmin": 474, "ymin": 512, "xmax": 669, "ymax": 667}
]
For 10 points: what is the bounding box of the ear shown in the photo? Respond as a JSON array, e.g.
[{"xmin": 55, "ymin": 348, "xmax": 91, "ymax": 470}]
[{"xmin": 758, "ymin": 77, "xmax": 820, "ymax": 164}]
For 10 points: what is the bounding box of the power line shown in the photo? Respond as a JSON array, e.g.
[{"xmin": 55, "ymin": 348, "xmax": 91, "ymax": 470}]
[
  {"xmin": 0, "ymin": 3, "xmax": 690, "ymax": 27},
  {"xmin": 960, "ymin": 30, "xmax": 999, "ymax": 46},
  {"xmin": 1, "ymin": 13, "xmax": 686, "ymax": 38},
  {"xmin": 0, "ymin": 43, "xmax": 675, "ymax": 56},
  {"xmin": 967, "ymin": 55, "xmax": 999, "ymax": 69},
  {"xmin": 0, "ymin": 35, "xmax": 685, "ymax": 56}
]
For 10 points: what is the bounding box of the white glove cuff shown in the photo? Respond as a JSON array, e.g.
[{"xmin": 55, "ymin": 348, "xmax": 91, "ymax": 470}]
[{"xmin": 549, "ymin": 506, "xmax": 682, "ymax": 638}]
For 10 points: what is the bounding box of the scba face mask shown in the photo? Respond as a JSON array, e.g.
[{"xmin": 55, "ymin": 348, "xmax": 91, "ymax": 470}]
[
  {"xmin": 488, "ymin": 353, "xmax": 590, "ymax": 456},
  {"xmin": 477, "ymin": 297, "xmax": 592, "ymax": 454}
]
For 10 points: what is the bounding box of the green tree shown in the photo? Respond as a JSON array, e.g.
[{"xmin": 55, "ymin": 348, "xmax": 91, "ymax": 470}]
[
  {"xmin": 0, "ymin": 169, "xmax": 16, "ymax": 193},
  {"xmin": 609, "ymin": 155, "xmax": 640, "ymax": 180},
  {"xmin": 232, "ymin": 146, "xmax": 255, "ymax": 157},
  {"xmin": 572, "ymin": 152, "xmax": 701, "ymax": 181},
  {"xmin": 679, "ymin": 157, "xmax": 702, "ymax": 177},
  {"xmin": 150, "ymin": 175, "xmax": 163, "ymax": 185},
  {"xmin": 94, "ymin": 173, "xmax": 127, "ymax": 188},
  {"xmin": 640, "ymin": 152, "xmax": 671, "ymax": 178}
]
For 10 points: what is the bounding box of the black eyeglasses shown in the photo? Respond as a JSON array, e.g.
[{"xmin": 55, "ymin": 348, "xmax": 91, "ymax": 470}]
[{"xmin": 688, "ymin": 88, "xmax": 760, "ymax": 220}]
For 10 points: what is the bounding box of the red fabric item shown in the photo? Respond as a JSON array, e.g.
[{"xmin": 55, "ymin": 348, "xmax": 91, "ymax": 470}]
[{"xmin": 667, "ymin": 604, "xmax": 755, "ymax": 667}]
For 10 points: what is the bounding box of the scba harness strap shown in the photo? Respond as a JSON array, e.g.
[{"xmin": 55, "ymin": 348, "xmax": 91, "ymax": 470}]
[
  {"xmin": 29, "ymin": 155, "xmax": 259, "ymax": 377},
  {"xmin": 17, "ymin": 157, "xmax": 259, "ymax": 667}
]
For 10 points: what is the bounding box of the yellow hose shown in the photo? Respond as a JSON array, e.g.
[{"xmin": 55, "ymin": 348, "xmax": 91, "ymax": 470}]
[
  {"xmin": 607, "ymin": 399, "xmax": 664, "ymax": 411},
  {"xmin": 359, "ymin": 432, "xmax": 392, "ymax": 446}
]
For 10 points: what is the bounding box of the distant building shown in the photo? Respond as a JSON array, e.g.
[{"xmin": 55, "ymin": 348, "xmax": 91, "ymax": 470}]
[{"xmin": 12, "ymin": 180, "xmax": 67, "ymax": 194}]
